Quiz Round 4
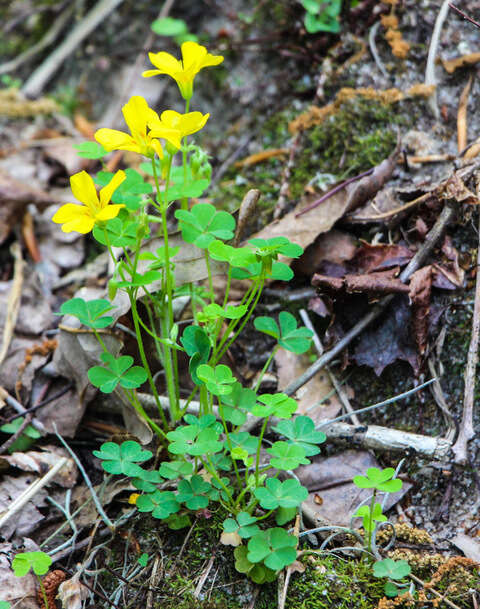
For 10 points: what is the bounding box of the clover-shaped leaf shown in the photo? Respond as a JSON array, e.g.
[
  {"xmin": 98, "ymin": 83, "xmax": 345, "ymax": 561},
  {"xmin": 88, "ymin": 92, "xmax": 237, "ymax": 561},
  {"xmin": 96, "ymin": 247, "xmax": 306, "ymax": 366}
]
[
  {"xmin": 247, "ymin": 528, "xmax": 297, "ymax": 571},
  {"xmin": 234, "ymin": 546, "xmax": 277, "ymax": 583},
  {"xmin": 198, "ymin": 303, "xmax": 247, "ymax": 323},
  {"xmin": 196, "ymin": 364, "xmax": 236, "ymax": 396},
  {"xmin": 116, "ymin": 270, "xmax": 162, "ymax": 288},
  {"xmin": 208, "ymin": 240, "xmax": 257, "ymax": 267},
  {"xmin": 140, "ymin": 246, "xmax": 180, "ymax": 271},
  {"xmin": 254, "ymin": 312, "xmax": 313, "ymax": 354},
  {"xmin": 93, "ymin": 216, "xmax": 143, "ymax": 248},
  {"xmin": 272, "ymin": 416, "xmax": 326, "ymax": 456},
  {"xmin": 266, "ymin": 442, "xmax": 310, "ymax": 470},
  {"xmin": 180, "ymin": 325, "xmax": 211, "ymax": 385},
  {"xmin": 158, "ymin": 460, "xmax": 194, "ymax": 480},
  {"xmin": 231, "ymin": 261, "xmax": 294, "ymax": 282},
  {"xmin": 165, "ymin": 178, "xmax": 210, "ymax": 203},
  {"xmin": 88, "ymin": 353, "xmax": 147, "ymax": 393},
  {"xmin": 183, "ymin": 413, "xmax": 222, "ymax": 433},
  {"xmin": 223, "ymin": 512, "xmax": 260, "ymax": 539},
  {"xmin": 229, "ymin": 431, "xmax": 259, "ymax": 455},
  {"xmin": 131, "ymin": 469, "xmax": 163, "ymax": 493},
  {"xmin": 275, "ymin": 506, "xmax": 297, "ymax": 526},
  {"xmin": 354, "ymin": 503, "xmax": 387, "ymax": 533},
  {"xmin": 12, "ymin": 551, "xmax": 52, "ymax": 576},
  {"xmin": 353, "ymin": 467, "xmax": 402, "ymax": 493},
  {"xmin": 176, "ymin": 475, "xmax": 212, "ymax": 509},
  {"xmin": 251, "ymin": 393, "xmax": 297, "ymax": 419},
  {"xmin": 136, "ymin": 490, "xmax": 180, "ymax": 519},
  {"xmin": 0, "ymin": 601, "xmax": 11, "ymax": 609},
  {"xmin": 93, "ymin": 440, "xmax": 152, "ymax": 476},
  {"xmin": 254, "ymin": 478, "xmax": 308, "ymax": 510},
  {"xmin": 59, "ymin": 297, "xmax": 115, "ymax": 329},
  {"xmin": 210, "ymin": 452, "xmax": 232, "ymax": 471},
  {"xmin": 249, "ymin": 236, "xmax": 303, "ymax": 261},
  {"xmin": 167, "ymin": 424, "xmax": 223, "ymax": 456},
  {"xmin": 96, "ymin": 168, "xmax": 152, "ymax": 210},
  {"xmin": 373, "ymin": 559, "xmax": 411, "ymax": 580},
  {"xmin": 175, "ymin": 203, "xmax": 235, "ymax": 248},
  {"xmin": 220, "ymin": 382, "xmax": 257, "ymax": 426}
]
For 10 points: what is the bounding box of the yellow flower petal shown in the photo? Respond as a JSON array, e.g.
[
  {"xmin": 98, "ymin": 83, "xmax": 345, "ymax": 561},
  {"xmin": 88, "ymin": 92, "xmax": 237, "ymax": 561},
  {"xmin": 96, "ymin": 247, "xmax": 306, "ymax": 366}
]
[
  {"xmin": 99, "ymin": 170, "xmax": 126, "ymax": 207},
  {"xmin": 95, "ymin": 128, "xmax": 135, "ymax": 152},
  {"xmin": 122, "ymin": 96, "xmax": 159, "ymax": 138},
  {"xmin": 151, "ymin": 138, "xmax": 164, "ymax": 159},
  {"xmin": 69, "ymin": 171, "xmax": 99, "ymax": 210},
  {"xmin": 146, "ymin": 51, "xmax": 182, "ymax": 76},
  {"xmin": 181, "ymin": 41, "xmax": 223, "ymax": 69},
  {"xmin": 158, "ymin": 110, "xmax": 209, "ymax": 137},
  {"xmin": 95, "ymin": 204, "xmax": 125, "ymax": 222},
  {"xmin": 52, "ymin": 203, "xmax": 94, "ymax": 234}
]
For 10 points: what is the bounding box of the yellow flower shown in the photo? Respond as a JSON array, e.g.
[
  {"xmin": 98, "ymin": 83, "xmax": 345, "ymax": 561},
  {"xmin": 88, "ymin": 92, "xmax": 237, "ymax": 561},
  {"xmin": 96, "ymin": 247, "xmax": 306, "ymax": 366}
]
[
  {"xmin": 149, "ymin": 110, "xmax": 209, "ymax": 144},
  {"xmin": 142, "ymin": 42, "xmax": 224, "ymax": 100},
  {"xmin": 52, "ymin": 170, "xmax": 126, "ymax": 234},
  {"xmin": 94, "ymin": 96, "xmax": 181, "ymax": 157}
]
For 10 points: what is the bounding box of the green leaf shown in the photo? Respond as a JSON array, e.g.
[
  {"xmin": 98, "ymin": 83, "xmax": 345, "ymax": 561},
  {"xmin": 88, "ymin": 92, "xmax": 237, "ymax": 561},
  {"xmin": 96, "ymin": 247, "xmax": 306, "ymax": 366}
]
[
  {"xmin": 354, "ymin": 503, "xmax": 387, "ymax": 533},
  {"xmin": 353, "ymin": 467, "xmax": 403, "ymax": 493},
  {"xmin": 196, "ymin": 364, "xmax": 236, "ymax": 395},
  {"xmin": 92, "ymin": 440, "xmax": 152, "ymax": 476},
  {"xmin": 74, "ymin": 141, "xmax": 108, "ymax": 159},
  {"xmin": 93, "ymin": 217, "xmax": 144, "ymax": 248},
  {"xmin": 247, "ymin": 528, "xmax": 297, "ymax": 570},
  {"xmin": 373, "ymin": 559, "xmax": 411, "ymax": 580},
  {"xmin": 233, "ymin": 546, "xmax": 277, "ymax": 583},
  {"xmin": 0, "ymin": 417, "xmax": 42, "ymax": 454},
  {"xmin": 220, "ymin": 382, "xmax": 256, "ymax": 426},
  {"xmin": 208, "ymin": 240, "xmax": 256, "ymax": 268},
  {"xmin": 167, "ymin": 422, "xmax": 223, "ymax": 457},
  {"xmin": 58, "ymin": 297, "xmax": 115, "ymax": 329},
  {"xmin": 176, "ymin": 475, "xmax": 212, "ymax": 509},
  {"xmin": 165, "ymin": 513, "xmax": 191, "ymax": 529},
  {"xmin": 197, "ymin": 303, "xmax": 247, "ymax": 323},
  {"xmin": 0, "ymin": 601, "xmax": 11, "ymax": 609},
  {"xmin": 180, "ymin": 325, "xmax": 211, "ymax": 385},
  {"xmin": 254, "ymin": 478, "xmax": 308, "ymax": 510},
  {"xmin": 12, "ymin": 551, "xmax": 52, "ymax": 576},
  {"xmin": 231, "ymin": 260, "xmax": 294, "ymax": 282},
  {"xmin": 165, "ymin": 179, "xmax": 210, "ymax": 203},
  {"xmin": 136, "ymin": 490, "xmax": 180, "ymax": 519},
  {"xmin": 384, "ymin": 581, "xmax": 401, "ymax": 597},
  {"xmin": 88, "ymin": 353, "xmax": 147, "ymax": 393},
  {"xmin": 223, "ymin": 512, "xmax": 260, "ymax": 539},
  {"xmin": 254, "ymin": 312, "xmax": 313, "ymax": 354},
  {"xmin": 272, "ymin": 416, "xmax": 326, "ymax": 456},
  {"xmin": 275, "ymin": 506, "xmax": 297, "ymax": 526},
  {"xmin": 251, "ymin": 393, "xmax": 297, "ymax": 419},
  {"xmin": 116, "ymin": 270, "xmax": 162, "ymax": 288},
  {"xmin": 158, "ymin": 460, "xmax": 194, "ymax": 480},
  {"xmin": 138, "ymin": 553, "xmax": 149, "ymax": 567},
  {"xmin": 266, "ymin": 442, "xmax": 310, "ymax": 470},
  {"xmin": 151, "ymin": 16, "xmax": 188, "ymax": 37},
  {"xmin": 131, "ymin": 469, "xmax": 163, "ymax": 492},
  {"xmin": 95, "ymin": 168, "xmax": 152, "ymax": 210},
  {"xmin": 229, "ymin": 431, "xmax": 259, "ymax": 455},
  {"xmin": 175, "ymin": 203, "xmax": 235, "ymax": 249}
]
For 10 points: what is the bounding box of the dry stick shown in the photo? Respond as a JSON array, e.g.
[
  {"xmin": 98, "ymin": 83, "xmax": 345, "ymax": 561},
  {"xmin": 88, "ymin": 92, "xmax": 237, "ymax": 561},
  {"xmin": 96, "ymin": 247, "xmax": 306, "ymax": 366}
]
[
  {"xmin": 22, "ymin": 0, "xmax": 125, "ymax": 98},
  {"xmin": 452, "ymin": 209, "xmax": 480, "ymax": 463},
  {"xmin": 0, "ymin": 3, "xmax": 75, "ymax": 75},
  {"xmin": 425, "ymin": 0, "xmax": 451, "ymax": 119},
  {"xmin": 284, "ymin": 203, "xmax": 455, "ymax": 398},
  {"xmin": 449, "ymin": 3, "xmax": 480, "ymax": 29},
  {"xmin": 0, "ymin": 414, "xmax": 32, "ymax": 455},
  {"xmin": 0, "ymin": 243, "xmax": 24, "ymax": 366},
  {"xmin": 409, "ymin": 573, "xmax": 463, "ymax": 609},
  {"xmin": 457, "ymin": 76, "xmax": 473, "ymax": 153}
]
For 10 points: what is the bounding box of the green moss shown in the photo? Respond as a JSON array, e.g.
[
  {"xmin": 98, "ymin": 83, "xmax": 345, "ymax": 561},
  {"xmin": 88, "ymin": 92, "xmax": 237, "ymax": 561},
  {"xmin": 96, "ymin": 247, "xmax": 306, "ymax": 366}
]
[{"xmin": 289, "ymin": 98, "xmax": 406, "ymax": 199}]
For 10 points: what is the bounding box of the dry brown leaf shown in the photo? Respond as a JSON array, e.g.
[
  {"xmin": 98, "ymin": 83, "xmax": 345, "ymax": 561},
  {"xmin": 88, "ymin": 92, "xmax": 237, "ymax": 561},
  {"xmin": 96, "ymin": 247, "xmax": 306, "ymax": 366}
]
[
  {"xmin": 220, "ymin": 531, "xmax": 242, "ymax": 547},
  {"xmin": 0, "ymin": 476, "xmax": 47, "ymax": 540},
  {"xmin": 0, "ymin": 169, "xmax": 53, "ymax": 245},
  {"xmin": 409, "ymin": 266, "xmax": 432, "ymax": 356},
  {"xmin": 234, "ymin": 148, "xmax": 289, "ymax": 167},
  {"xmin": 451, "ymin": 533, "xmax": 480, "ymax": 562},
  {"xmin": 57, "ymin": 571, "xmax": 90, "ymax": 609},
  {"xmin": 352, "ymin": 241, "xmax": 414, "ymax": 273},
  {"xmin": 293, "ymin": 230, "xmax": 357, "ymax": 277},
  {"xmin": 1, "ymin": 446, "xmax": 76, "ymax": 488},
  {"xmin": 457, "ymin": 76, "xmax": 473, "ymax": 153},
  {"xmin": 43, "ymin": 139, "xmax": 85, "ymax": 176},
  {"xmin": 440, "ymin": 52, "xmax": 480, "ymax": 74}
]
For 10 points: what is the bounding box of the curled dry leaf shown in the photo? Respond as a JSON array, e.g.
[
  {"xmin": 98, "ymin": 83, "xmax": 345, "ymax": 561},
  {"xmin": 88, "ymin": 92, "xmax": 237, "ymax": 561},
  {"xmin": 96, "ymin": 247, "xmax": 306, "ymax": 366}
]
[
  {"xmin": 233, "ymin": 188, "xmax": 260, "ymax": 247},
  {"xmin": 409, "ymin": 266, "xmax": 433, "ymax": 357},
  {"xmin": 220, "ymin": 531, "xmax": 242, "ymax": 547},
  {"xmin": 57, "ymin": 571, "xmax": 90, "ymax": 609},
  {"xmin": 1, "ymin": 446, "xmax": 76, "ymax": 488}
]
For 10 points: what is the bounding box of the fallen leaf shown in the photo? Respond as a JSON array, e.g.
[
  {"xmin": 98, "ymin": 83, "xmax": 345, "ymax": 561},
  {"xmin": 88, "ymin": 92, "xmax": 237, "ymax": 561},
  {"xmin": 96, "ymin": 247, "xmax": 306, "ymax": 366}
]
[
  {"xmin": 451, "ymin": 533, "xmax": 480, "ymax": 562},
  {"xmin": 220, "ymin": 531, "xmax": 242, "ymax": 547},
  {"xmin": 351, "ymin": 241, "xmax": 414, "ymax": 274},
  {"xmin": 409, "ymin": 266, "xmax": 432, "ymax": 356},
  {"xmin": 57, "ymin": 571, "xmax": 90, "ymax": 609},
  {"xmin": 292, "ymin": 229, "xmax": 357, "ymax": 277},
  {"xmin": 1, "ymin": 446, "xmax": 76, "ymax": 488},
  {"xmin": 0, "ymin": 540, "xmax": 39, "ymax": 608},
  {"xmin": 0, "ymin": 476, "xmax": 47, "ymax": 540}
]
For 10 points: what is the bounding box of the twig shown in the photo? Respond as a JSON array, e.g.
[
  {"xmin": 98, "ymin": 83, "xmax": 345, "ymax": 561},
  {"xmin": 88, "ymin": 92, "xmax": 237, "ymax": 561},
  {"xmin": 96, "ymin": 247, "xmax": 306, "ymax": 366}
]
[
  {"xmin": 457, "ymin": 76, "xmax": 473, "ymax": 153},
  {"xmin": 452, "ymin": 209, "xmax": 480, "ymax": 463},
  {"xmin": 425, "ymin": 0, "xmax": 451, "ymax": 119},
  {"xmin": 295, "ymin": 168, "xmax": 374, "ymax": 218},
  {"xmin": 146, "ymin": 555, "xmax": 162, "ymax": 609},
  {"xmin": 352, "ymin": 191, "xmax": 432, "ymax": 221},
  {"xmin": 284, "ymin": 203, "xmax": 455, "ymax": 397},
  {"xmin": 0, "ymin": 243, "xmax": 24, "ymax": 366},
  {"xmin": 409, "ymin": 573, "xmax": 463, "ymax": 609},
  {"xmin": 0, "ymin": 386, "xmax": 47, "ymax": 433},
  {"xmin": 449, "ymin": 4, "xmax": 480, "ymax": 29},
  {"xmin": 0, "ymin": 3, "xmax": 74, "ymax": 75},
  {"xmin": 22, "ymin": 0, "xmax": 125, "ymax": 98},
  {"xmin": 0, "ymin": 457, "xmax": 68, "ymax": 529},
  {"xmin": 278, "ymin": 515, "xmax": 300, "ymax": 609},
  {"xmin": 368, "ymin": 21, "xmax": 389, "ymax": 79},
  {"xmin": 194, "ymin": 552, "xmax": 216, "ymax": 598},
  {"xmin": 3, "ymin": 382, "xmax": 74, "ymax": 424}
]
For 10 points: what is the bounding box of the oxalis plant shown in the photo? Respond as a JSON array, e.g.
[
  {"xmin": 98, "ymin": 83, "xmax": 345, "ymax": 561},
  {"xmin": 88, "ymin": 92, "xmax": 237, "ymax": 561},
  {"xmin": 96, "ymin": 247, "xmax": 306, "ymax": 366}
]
[{"xmin": 52, "ymin": 42, "xmax": 327, "ymax": 582}]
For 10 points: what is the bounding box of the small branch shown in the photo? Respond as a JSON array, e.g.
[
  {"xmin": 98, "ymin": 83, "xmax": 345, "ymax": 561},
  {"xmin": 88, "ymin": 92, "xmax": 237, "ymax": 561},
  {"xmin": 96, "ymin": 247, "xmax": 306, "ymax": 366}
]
[
  {"xmin": 452, "ymin": 209, "xmax": 480, "ymax": 463},
  {"xmin": 449, "ymin": 4, "xmax": 480, "ymax": 29},
  {"xmin": 0, "ymin": 413, "xmax": 32, "ymax": 455}
]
